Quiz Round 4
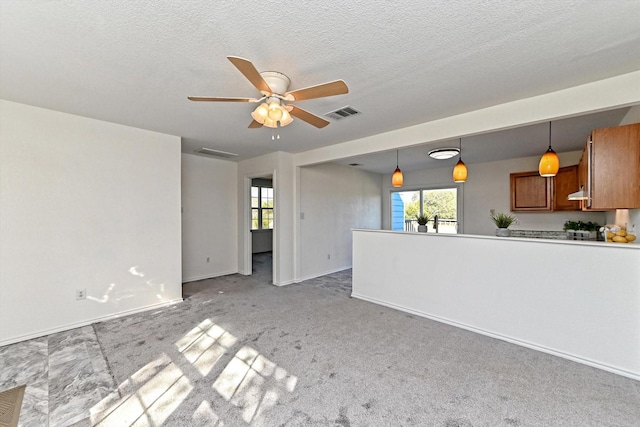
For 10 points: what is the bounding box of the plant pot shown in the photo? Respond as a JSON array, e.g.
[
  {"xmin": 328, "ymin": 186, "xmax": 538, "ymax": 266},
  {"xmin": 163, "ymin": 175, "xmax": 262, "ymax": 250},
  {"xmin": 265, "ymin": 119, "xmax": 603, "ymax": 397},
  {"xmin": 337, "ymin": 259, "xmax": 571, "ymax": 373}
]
[
  {"xmin": 417, "ymin": 225, "xmax": 428, "ymax": 233},
  {"xmin": 495, "ymin": 228, "xmax": 511, "ymax": 237}
]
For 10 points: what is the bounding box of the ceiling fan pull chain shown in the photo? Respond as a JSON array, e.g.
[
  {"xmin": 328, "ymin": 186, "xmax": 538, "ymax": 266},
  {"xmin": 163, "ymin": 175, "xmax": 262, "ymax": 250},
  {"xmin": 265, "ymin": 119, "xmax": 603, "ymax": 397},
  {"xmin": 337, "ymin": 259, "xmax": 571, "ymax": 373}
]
[{"xmin": 271, "ymin": 130, "xmax": 280, "ymax": 141}]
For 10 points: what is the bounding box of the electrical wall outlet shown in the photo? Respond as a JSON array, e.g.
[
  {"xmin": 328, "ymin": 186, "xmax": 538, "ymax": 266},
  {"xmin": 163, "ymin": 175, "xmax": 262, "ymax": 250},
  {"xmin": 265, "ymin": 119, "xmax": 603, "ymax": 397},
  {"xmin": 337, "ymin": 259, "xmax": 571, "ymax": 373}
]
[{"xmin": 76, "ymin": 289, "xmax": 86, "ymax": 300}]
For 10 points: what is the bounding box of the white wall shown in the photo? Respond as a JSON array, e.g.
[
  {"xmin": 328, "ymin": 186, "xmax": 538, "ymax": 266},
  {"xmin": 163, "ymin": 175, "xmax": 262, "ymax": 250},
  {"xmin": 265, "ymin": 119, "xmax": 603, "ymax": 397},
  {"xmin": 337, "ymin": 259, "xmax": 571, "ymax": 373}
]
[
  {"xmin": 0, "ymin": 100, "xmax": 182, "ymax": 345},
  {"xmin": 181, "ymin": 153, "xmax": 237, "ymax": 282},
  {"xmin": 251, "ymin": 230, "xmax": 272, "ymax": 253},
  {"xmin": 298, "ymin": 163, "xmax": 381, "ymax": 280},
  {"xmin": 381, "ymin": 151, "xmax": 606, "ymax": 235}
]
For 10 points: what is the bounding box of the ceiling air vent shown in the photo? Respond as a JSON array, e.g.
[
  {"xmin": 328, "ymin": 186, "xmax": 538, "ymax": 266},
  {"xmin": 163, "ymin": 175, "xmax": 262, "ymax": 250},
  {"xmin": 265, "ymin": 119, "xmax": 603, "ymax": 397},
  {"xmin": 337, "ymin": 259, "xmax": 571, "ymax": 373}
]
[
  {"xmin": 325, "ymin": 106, "xmax": 361, "ymax": 121},
  {"xmin": 195, "ymin": 148, "xmax": 239, "ymax": 159}
]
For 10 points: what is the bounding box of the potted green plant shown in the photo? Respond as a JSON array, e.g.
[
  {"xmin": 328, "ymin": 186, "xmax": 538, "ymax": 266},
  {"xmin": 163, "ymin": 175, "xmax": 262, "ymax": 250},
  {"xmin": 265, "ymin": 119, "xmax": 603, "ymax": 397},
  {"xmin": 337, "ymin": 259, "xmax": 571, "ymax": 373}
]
[
  {"xmin": 563, "ymin": 220, "xmax": 601, "ymax": 240},
  {"xmin": 490, "ymin": 212, "xmax": 517, "ymax": 237},
  {"xmin": 416, "ymin": 213, "xmax": 430, "ymax": 233}
]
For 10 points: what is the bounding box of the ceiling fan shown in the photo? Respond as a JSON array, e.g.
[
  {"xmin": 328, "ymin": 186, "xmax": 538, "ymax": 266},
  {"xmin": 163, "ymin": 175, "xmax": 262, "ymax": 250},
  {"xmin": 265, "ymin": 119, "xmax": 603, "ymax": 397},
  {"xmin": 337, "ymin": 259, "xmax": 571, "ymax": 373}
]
[{"xmin": 188, "ymin": 56, "xmax": 349, "ymax": 129}]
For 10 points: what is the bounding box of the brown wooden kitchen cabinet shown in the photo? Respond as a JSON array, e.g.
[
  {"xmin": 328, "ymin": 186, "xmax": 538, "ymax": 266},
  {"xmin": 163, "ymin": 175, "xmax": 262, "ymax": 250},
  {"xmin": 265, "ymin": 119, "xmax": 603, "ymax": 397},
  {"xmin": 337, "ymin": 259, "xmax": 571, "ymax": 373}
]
[
  {"xmin": 510, "ymin": 170, "xmax": 552, "ymax": 211},
  {"xmin": 553, "ymin": 165, "xmax": 581, "ymax": 211},
  {"xmin": 578, "ymin": 123, "xmax": 640, "ymax": 210},
  {"xmin": 510, "ymin": 165, "xmax": 581, "ymax": 212}
]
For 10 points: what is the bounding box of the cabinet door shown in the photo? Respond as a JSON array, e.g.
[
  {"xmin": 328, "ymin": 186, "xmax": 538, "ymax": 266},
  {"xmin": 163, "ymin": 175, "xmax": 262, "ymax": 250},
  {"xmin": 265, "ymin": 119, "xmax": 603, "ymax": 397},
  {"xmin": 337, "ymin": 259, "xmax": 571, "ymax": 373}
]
[
  {"xmin": 510, "ymin": 171, "xmax": 552, "ymax": 211},
  {"xmin": 577, "ymin": 143, "xmax": 592, "ymax": 211},
  {"xmin": 553, "ymin": 165, "xmax": 581, "ymax": 211},
  {"xmin": 591, "ymin": 123, "xmax": 640, "ymax": 209}
]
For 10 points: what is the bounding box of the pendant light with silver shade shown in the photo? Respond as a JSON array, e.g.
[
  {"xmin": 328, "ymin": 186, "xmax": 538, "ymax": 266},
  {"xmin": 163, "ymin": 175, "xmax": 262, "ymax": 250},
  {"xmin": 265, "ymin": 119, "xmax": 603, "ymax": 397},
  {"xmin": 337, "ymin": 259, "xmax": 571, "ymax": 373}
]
[
  {"xmin": 452, "ymin": 138, "xmax": 468, "ymax": 183},
  {"xmin": 392, "ymin": 150, "xmax": 404, "ymax": 187},
  {"xmin": 538, "ymin": 121, "xmax": 559, "ymax": 177}
]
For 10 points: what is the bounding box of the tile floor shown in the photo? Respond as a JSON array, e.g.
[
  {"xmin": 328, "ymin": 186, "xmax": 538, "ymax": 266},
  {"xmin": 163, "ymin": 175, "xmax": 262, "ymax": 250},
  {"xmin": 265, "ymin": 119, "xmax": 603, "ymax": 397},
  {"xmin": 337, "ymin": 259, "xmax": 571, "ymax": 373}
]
[{"xmin": 0, "ymin": 326, "xmax": 115, "ymax": 427}]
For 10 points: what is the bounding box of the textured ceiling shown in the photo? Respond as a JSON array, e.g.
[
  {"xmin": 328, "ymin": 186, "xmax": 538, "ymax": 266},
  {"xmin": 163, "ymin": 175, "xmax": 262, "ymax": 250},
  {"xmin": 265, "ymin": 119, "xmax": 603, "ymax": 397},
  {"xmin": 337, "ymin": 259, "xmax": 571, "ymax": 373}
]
[{"xmin": 1, "ymin": 1, "xmax": 639, "ymax": 167}]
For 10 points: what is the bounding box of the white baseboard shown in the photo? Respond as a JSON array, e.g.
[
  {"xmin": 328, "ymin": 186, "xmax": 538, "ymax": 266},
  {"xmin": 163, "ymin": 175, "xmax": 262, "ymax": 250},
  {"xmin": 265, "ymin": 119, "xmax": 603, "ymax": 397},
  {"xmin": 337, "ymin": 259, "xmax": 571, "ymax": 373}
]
[
  {"xmin": 182, "ymin": 269, "xmax": 238, "ymax": 283},
  {"xmin": 0, "ymin": 298, "xmax": 183, "ymax": 347},
  {"xmin": 273, "ymin": 279, "xmax": 295, "ymax": 287},
  {"xmin": 351, "ymin": 293, "xmax": 640, "ymax": 381}
]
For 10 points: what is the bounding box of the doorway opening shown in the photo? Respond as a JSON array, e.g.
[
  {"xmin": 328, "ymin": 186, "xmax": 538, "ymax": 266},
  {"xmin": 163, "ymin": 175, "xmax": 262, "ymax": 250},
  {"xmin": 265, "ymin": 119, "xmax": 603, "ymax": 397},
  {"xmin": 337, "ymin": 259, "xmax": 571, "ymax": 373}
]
[{"xmin": 245, "ymin": 174, "xmax": 275, "ymax": 284}]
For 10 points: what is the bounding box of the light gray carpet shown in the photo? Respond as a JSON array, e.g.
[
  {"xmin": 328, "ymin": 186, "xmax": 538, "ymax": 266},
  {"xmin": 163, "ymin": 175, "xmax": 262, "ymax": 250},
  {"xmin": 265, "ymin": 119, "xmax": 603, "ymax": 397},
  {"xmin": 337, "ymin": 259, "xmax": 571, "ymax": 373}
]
[{"xmin": 93, "ymin": 254, "xmax": 640, "ymax": 426}]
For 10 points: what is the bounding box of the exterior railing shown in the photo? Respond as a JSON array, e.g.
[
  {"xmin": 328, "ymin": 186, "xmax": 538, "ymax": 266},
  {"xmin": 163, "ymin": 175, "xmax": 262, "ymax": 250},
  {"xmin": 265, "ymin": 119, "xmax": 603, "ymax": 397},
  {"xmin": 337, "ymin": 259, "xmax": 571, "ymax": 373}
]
[{"xmin": 404, "ymin": 218, "xmax": 458, "ymax": 233}]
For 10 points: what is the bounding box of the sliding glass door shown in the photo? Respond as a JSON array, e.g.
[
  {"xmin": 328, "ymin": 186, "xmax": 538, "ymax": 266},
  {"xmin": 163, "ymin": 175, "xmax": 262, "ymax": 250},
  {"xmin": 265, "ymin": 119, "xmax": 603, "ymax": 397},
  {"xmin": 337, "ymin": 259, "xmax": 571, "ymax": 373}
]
[{"xmin": 391, "ymin": 186, "xmax": 461, "ymax": 233}]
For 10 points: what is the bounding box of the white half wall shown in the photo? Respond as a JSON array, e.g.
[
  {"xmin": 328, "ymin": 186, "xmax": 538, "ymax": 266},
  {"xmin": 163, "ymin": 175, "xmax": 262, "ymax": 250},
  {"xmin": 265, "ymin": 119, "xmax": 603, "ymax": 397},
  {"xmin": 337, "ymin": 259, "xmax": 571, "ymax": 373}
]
[
  {"xmin": 181, "ymin": 153, "xmax": 238, "ymax": 282},
  {"xmin": 0, "ymin": 100, "xmax": 182, "ymax": 345},
  {"xmin": 381, "ymin": 151, "xmax": 606, "ymax": 235},
  {"xmin": 298, "ymin": 163, "xmax": 381, "ymax": 281},
  {"xmin": 352, "ymin": 230, "xmax": 640, "ymax": 380}
]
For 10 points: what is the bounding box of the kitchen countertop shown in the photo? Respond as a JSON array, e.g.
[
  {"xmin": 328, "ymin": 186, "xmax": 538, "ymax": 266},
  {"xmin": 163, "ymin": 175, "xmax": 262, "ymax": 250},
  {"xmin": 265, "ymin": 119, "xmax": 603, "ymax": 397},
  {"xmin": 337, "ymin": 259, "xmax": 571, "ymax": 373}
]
[
  {"xmin": 508, "ymin": 230, "xmax": 567, "ymax": 240},
  {"xmin": 363, "ymin": 229, "xmax": 639, "ymax": 249}
]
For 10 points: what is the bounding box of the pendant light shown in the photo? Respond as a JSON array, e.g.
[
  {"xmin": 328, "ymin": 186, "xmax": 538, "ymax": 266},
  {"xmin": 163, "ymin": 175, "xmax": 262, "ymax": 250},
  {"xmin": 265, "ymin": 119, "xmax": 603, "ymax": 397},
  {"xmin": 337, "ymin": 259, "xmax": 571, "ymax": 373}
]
[
  {"xmin": 452, "ymin": 138, "xmax": 468, "ymax": 183},
  {"xmin": 538, "ymin": 121, "xmax": 559, "ymax": 177},
  {"xmin": 392, "ymin": 150, "xmax": 403, "ymax": 187}
]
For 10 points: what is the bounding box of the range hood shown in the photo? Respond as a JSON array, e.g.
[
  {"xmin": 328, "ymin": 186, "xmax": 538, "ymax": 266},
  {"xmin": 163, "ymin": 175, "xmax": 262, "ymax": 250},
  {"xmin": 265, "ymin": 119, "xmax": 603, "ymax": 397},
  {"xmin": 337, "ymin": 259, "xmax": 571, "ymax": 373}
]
[{"xmin": 568, "ymin": 186, "xmax": 589, "ymax": 200}]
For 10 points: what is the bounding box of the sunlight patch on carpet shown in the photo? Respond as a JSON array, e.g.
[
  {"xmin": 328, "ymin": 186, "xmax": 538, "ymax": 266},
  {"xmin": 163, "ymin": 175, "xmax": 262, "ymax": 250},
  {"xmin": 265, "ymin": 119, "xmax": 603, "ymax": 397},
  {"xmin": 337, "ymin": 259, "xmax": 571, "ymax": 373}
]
[
  {"xmin": 213, "ymin": 345, "xmax": 298, "ymax": 423},
  {"xmin": 91, "ymin": 318, "xmax": 297, "ymax": 425}
]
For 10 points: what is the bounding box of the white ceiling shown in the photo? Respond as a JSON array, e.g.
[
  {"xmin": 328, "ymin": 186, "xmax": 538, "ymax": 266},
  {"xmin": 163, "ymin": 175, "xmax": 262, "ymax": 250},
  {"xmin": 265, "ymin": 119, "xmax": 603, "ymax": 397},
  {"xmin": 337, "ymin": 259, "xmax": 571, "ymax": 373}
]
[{"xmin": 1, "ymin": 1, "xmax": 639, "ymax": 170}]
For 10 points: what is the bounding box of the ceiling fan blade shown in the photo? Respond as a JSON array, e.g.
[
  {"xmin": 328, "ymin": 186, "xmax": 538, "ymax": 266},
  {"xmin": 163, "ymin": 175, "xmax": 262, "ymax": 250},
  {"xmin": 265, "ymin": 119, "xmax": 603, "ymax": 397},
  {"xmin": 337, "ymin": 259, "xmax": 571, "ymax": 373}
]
[
  {"xmin": 227, "ymin": 56, "xmax": 272, "ymax": 95},
  {"xmin": 284, "ymin": 80, "xmax": 348, "ymax": 101},
  {"xmin": 188, "ymin": 96, "xmax": 258, "ymax": 102},
  {"xmin": 289, "ymin": 105, "xmax": 330, "ymax": 128},
  {"xmin": 248, "ymin": 120, "xmax": 263, "ymax": 128}
]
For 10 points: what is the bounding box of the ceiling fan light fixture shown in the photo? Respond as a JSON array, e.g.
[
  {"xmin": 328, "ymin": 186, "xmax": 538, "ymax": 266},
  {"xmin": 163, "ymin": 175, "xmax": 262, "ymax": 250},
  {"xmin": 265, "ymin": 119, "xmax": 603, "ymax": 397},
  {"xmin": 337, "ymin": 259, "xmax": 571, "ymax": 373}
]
[
  {"xmin": 280, "ymin": 109, "xmax": 293, "ymax": 126},
  {"xmin": 251, "ymin": 103, "xmax": 269, "ymax": 124},
  {"xmin": 189, "ymin": 56, "xmax": 348, "ymax": 129},
  {"xmin": 428, "ymin": 147, "xmax": 460, "ymax": 160},
  {"xmin": 263, "ymin": 117, "xmax": 278, "ymax": 128},
  {"xmin": 268, "ymin": 101, "xmax": 284, "ymax": 121}
]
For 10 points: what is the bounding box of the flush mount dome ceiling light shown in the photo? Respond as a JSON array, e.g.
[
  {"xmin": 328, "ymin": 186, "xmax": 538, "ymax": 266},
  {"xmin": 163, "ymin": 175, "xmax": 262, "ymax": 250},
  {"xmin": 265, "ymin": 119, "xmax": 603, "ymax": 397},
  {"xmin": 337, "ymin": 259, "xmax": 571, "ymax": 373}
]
[{"xmin": 428, "ymin": 147, "xmax": 460, "ymax": 160}]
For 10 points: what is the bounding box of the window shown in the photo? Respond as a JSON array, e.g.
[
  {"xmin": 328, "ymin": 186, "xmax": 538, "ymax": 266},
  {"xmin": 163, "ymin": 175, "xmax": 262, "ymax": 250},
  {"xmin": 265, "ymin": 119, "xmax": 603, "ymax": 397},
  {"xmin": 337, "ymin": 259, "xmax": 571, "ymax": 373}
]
[
  {"xmin": 251, "ymin": 186, "xmax": 273, "ymax": 230},
  {"xmin": 391, "ymin": 186, "xmax": 461, "ymax": 234}
]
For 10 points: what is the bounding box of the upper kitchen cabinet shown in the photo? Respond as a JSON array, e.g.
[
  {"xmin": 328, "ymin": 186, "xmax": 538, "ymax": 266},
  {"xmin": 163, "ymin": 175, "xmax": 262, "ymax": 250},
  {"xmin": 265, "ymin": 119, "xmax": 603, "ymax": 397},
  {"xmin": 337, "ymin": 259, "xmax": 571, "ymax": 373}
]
[
  {"xmin": 578, "ymin": 123, "xmax": 640, "ymax": 210},
  {"xmin": 553, "ymin": 165, "xmax": 581, "ymax": 211},
  {"xmin": 510, "ymin": 165, "xmax": 580, "ymax": 212},
  {"xmin": 510, "ymin": 170, "xmax": 552, "ymax": 211}
]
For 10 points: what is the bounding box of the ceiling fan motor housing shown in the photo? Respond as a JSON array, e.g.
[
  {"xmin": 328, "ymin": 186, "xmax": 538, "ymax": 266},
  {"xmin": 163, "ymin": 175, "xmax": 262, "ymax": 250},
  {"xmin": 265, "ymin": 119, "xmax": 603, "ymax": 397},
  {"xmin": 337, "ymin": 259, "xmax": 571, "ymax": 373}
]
[{"xmin": 260, "ymin": 71, "xmax": 291, "ymax": 95}]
